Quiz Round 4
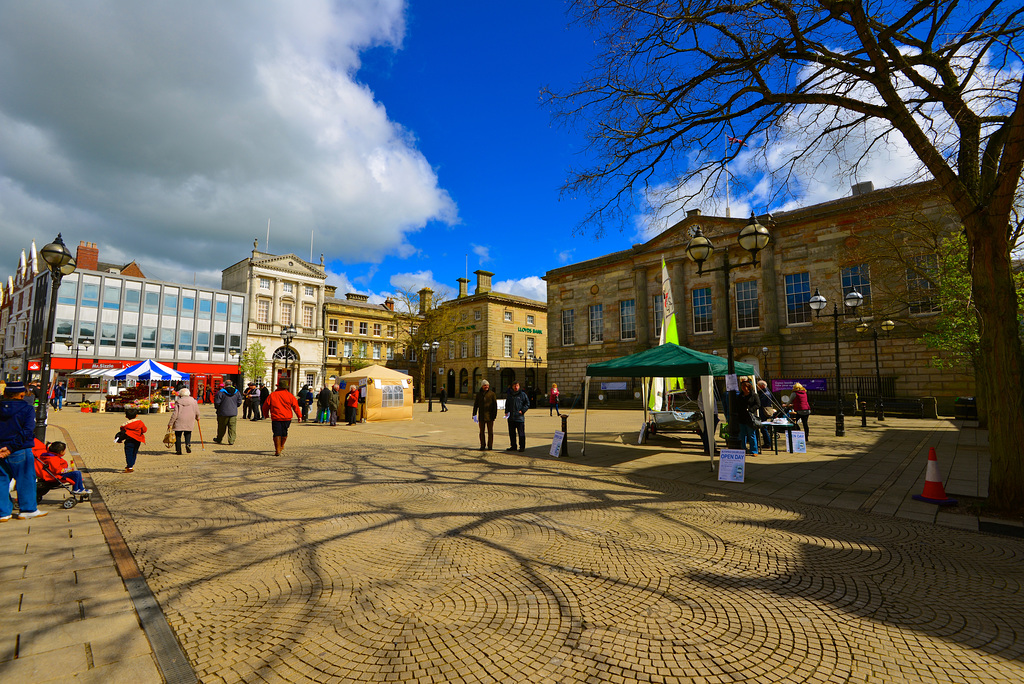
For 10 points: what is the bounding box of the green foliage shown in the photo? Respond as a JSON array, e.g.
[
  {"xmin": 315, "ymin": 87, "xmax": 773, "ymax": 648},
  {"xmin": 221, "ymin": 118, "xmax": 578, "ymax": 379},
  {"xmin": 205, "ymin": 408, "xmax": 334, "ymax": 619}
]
[
  {"xmin": 923, "ymin": 233, "xmax": 1024, "ymax": 372},
  {"xmin": 239, "ymin": 341, "xmax": 268, "ymax": 384}
]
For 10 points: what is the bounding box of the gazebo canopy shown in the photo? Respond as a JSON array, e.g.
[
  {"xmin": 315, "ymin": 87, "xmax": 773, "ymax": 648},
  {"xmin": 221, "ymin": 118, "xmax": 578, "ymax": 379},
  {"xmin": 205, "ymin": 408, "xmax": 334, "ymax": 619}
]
[
  {"xmin": 112, "ymin": 359, "xmax": 189, "ymax": 381},
  {"xmin": 586, "ymin": 343, "xmax": 755, "ymax": 379}
]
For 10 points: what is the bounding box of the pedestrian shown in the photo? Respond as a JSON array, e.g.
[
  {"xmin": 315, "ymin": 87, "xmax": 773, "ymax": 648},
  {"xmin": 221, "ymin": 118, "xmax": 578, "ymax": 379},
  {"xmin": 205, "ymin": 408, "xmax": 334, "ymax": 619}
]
[
  {"xmin": 35, "ymin": 441, "xmax": 91, "ymax": 495},
  {"xmin": 317, "ymin": 384, "xmax": 332, "ymax": 423},
  {"xmin": 297, "ymin": 385, "xmax": 312, "ymax": 422},
  {"xmin": 0, "ymin": 381, "xmax": 48, "ymax": 520},
  {"xmin": 787, "ymin": 382, "xmax": 812, "ymax": 440},
  {"xmin": 53, "ymin": 381, "xmax": 66, "ymax": 411},
  {"xmin": 259, "ymin": 384, "xmax": 270, "ymax": 419},
  {"xmin": 262, "ymin": 380, "xmax": 302, "ymax": 457},
  {"xmin": 328, "ymin": 384, "xmax": 340, "ymax": 426},
  {"xmin": 549, "ymin": 383, "xmax": 560, "ymax": 416},
  {"xmin": 756, "ymin": 380, "xmax": 775, "ymax": 449},
  {"xmin": 168, "ymin": 388, "xmax": 201, "ymax": 455},
  {"xmin": 345, "ymin": 385, "xmax": 359, "ymax": 425},
  {"xmin": 472, "ymin": 380, "xmax": 498, "ymax": 451},
  {"xmin": 439, "ymin": 386, "xmax": 448, "ymax": 412},
  {"xmin": 120, "ymin": 408, "xmax": 147, "ymax": 473},
  {"xmin": 504, "ymin": 380, "xmax": 530, "ymax": 452},
  {"xmin": 242, "ymin": 383, "xmax": 255, "ymax": 420},
  {"xmin": 730, "ymin": 377, "xmax": 761, "ymax": 455},
  {"xmin": 213, "ymin": 380, "xmax": 243, "ymax": 445},
  {"xmin": 358, "ymin": 383, "xmax": 367, "ymax": 422}
]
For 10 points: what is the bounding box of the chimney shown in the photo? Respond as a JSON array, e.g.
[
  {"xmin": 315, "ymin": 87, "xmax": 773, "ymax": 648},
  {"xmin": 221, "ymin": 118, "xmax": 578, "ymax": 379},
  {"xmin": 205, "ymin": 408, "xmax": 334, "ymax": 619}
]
[
  {"xmin": 384, "ymin": 297, "xmax": 395, "ymax": 311},
  {"xmin": 457, "ymin": 277, "xmax": 470, "ymax": 298},
  {"xmin": 851, "ymin": 181, "xmax": 874, "ymax": 196},
  {"xmin": 686, "ymin": 208, "xmax": 701, "ymax": 217},
  {"xmin": 345, "ymin": 293, "xmax": 369, "ymax": 302},
  {"xmin": 474, "ymin": 270, "xmax": 493, "ymax": 295},
  {"xmin": 418, "ymin": 287, "xmax": 433, "ymax": 314},
  {"xmin": 76, "ymin": 241, "xmax": 99, "ymax": 271}
]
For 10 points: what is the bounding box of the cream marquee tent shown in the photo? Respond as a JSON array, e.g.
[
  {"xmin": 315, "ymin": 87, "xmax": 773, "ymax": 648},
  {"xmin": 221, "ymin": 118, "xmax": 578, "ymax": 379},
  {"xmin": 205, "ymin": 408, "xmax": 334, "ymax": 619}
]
[{"xmin": 338, "ymin": 365, "xmax": 414, "ymax": 422}]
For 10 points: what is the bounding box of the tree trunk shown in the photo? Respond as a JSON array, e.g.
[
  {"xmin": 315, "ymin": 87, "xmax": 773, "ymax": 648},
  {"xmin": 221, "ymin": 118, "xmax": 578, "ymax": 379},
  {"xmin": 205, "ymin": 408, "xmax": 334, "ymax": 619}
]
[{"xmin": 965, "ymin": 214, "xmax": 1024, "ymax": 511}]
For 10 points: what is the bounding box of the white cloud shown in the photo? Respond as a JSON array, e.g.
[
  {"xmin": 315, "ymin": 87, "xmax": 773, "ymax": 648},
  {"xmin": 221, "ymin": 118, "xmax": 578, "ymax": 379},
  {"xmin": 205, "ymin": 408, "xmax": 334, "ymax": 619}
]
[
  {"xmin": 0, "ymin": 1, "xmax": 456, "ymax": 286},
  {"xmin": 472, "ymin": 244, "xmax": 491, "ymax": 264},
  {"xmin": 492, "ymin": 276, "xmax": 547, "ymax": 302}
]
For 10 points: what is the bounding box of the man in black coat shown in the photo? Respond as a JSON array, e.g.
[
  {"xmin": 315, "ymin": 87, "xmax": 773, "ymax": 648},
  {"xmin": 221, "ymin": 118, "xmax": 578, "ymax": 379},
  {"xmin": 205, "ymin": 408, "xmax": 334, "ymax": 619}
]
[
  {"xmin": 472, "ymin": 380, "xmax": 498, "ymax": 450},
  {"xmin": 504, "ymin": 381, "xmax": 530, "ymax": 452}
]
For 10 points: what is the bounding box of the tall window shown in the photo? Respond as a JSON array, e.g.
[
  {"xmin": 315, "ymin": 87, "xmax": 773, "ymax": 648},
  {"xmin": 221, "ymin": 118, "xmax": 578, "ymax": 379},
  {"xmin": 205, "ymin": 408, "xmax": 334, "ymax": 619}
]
[
  {"xmin": 504, "ymin": 311, "xmax": 513, "ymax": 322},
  {"xmin": 474, "ymin": 309, "xmax": 482, "ymax": 321},
  {"xmin": 328, "ymin": 340, "xmax": 337, "ymax": 356},
  {"xmin": 103, "ymin": 285, "xmax": 121, "ymax": 310},
  {"xmin": 215, "ymin": 299, "xmax": 228, "ymax": 321},
  {"xmin": 735, "ymin": 281, "xmax": 759, "ymax": 330},
  {"xmin": 282, "ymin": 283, "xmax": 293, "ymax": 294},
  {"xmin": 387, "ymin": 345, "xmax": 394, "ymax": 360},
  {"xmin": 178, "ymin": 330, "xmax": 193, "ymax": 352},
  {"xmin": 620, "ymin": 299, "xmax": 636, "ymax": 340},
  {"xmin": 908, "ymin": 254, "xmax": 941, "ymax": 314},
  {"xmin": 196, "ymin": 331, "xmax": 209, "ymax": 352},
  {"xmin": 58, "ymin": 279, "xmax": 78, "ymax": 306},
  {"xmin": 124, "ymin": 287, "xmax": 141, "ymax": 312},
  {"xmin": 344, "ymin": 320, "xmax": 353, "ymax": 334},
  {"xmin": 259, "ymin": 278, "xmax": 271, "ymax": 290},
  {"xmin": 329, "ymin": 318, "xmax": 338, "ymax": 333},
  {"xmin": 449, "ymin": 341, "xmax": 455, "ymax": 359},
  {"xmin": 527, "ymin": 337, "xmax": 535, "ymax": 358},
  {"xmin": 692, "ymin": 288, "xmax": 713, "ymax": 333},
  {"xmin": 461, "ymin": 341, "xmax": 468, "ymax": 358},
  {"xmin": 589, "ymin": 304, "xmax": 604, "ymax": 343},
  {"xmin": 387, "ymin": 325, "xmax": 395, "ymax": 337},
  {"xmin": 181, "ymin": 294, "xmax": 195, "ymax": 317},
  {"xmin": 304, "ymin": 285, "xmax": 315, "ymax": 296},
  {"xmin": 842, "ymin": 264, "xmax": 872, "ymax": 308},
  {"xmin": 785, "ymin": 273, "xmax": 812, "ymax": 324},
  {"xmin": 527, "ymin": 314, "xmax": 535, "ymax": 325},
  {"xmin": 121, "ymin": 324, "xmax": 137, "ymax": 348},
  {"xmin": 561, "ymin": 309, "xmax": 575, "ymax": 346},
  {"xmin": 141, "ymin": 326, "xmax": 156, "ymax": 349},
  {"xmin": 474, "ymin": 332, "xmax": 482, "ymax": 356},
  {"xmin": 302, "ymin": 305, "xmax": 314, "ymax": 328},
  {"xmin": 343, "ymin": 340, "xmax": 352, "ymax": 358},
  {"xmin": 144, "ymin": 290, "xmax": 160, "ymax": 314},
  {"xmin": 81, "ymin": 283, "xmax": 100, "ymax": 308},
  {"xmin": 504, "ymin": 334, "xmax": 513, "ymax": 357},
  {"xmin": 198, "ymin": 298, "xmax": 211, "ymax": 320},
  {"xmin": 257, "ymin": 300, "xmax": 270, "ymax": 324},
  {"xmin": 653, "ymin": 294, "xmax": 663, "ymax": 338},
  {"xmin": 373, "ymin": 323, "xmax": 381, "ymax": 337},
  {"xmin": 373, "ymin": 343, "xmax": 381, "ymax": 360},
  {"xmin": 280, "ymin": 302, "xmax": 293, "ymax": 326},
  {"xmin": 359, "ymin": 321, "xmax": 368, "ymax": 336}
]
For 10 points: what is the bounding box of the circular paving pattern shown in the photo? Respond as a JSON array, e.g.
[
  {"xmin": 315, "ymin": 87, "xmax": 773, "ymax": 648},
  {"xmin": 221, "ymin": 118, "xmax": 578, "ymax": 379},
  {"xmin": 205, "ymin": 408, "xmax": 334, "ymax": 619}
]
[{"xmin": 70, "ymin": 416, "xmax": 1024, "ymax": 684}]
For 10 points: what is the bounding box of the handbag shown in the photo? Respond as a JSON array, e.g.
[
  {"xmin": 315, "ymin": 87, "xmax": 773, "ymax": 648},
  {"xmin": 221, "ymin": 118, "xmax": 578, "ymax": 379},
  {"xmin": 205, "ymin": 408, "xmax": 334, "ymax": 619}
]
[
  {"xmin": 163, "ymin": 428, "xmax": 175, "ymax": 448},
  {"xmin": 114, "ymin": 428, "xmax": 127, "ymax": 444},
  {"xmin": 749, "ymin": 411, "xmax": 762, "ymax": 428}
]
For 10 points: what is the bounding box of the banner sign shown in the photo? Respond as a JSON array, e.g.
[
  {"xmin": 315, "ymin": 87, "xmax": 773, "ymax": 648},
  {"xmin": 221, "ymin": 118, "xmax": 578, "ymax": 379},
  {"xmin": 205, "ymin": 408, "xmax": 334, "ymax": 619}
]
[
  {"xmin": 787, "ymin": 431, "xmax": 807, "ymax": 453},
  {"xmin": 550, "ymin": 431, "xmax": 565, "ymax": 457},
  {"xmin": 718, "ymin": 449, "xmax": 746, "ymax": 482},
  {"xmin": 772, "ymin": 378, "xmax": 827, "ymax": 393},
  {"xmin": 601, "ymin": 381, "xmax": 628, "ymax": 391}
]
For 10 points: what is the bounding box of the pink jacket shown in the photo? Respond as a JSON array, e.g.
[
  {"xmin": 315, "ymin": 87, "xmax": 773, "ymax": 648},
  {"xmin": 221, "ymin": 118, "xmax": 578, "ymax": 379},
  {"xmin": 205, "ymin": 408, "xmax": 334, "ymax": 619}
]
[{"xmin": 790, "ymin": 389, "xmax": 810, "ymax": 412}]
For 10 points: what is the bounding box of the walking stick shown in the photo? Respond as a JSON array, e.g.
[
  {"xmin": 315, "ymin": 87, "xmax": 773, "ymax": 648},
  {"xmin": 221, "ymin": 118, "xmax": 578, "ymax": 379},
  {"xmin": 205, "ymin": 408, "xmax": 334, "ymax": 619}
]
[{"xmin": 196, "ymin": 419, "xmax": 205, "ymax": 451}]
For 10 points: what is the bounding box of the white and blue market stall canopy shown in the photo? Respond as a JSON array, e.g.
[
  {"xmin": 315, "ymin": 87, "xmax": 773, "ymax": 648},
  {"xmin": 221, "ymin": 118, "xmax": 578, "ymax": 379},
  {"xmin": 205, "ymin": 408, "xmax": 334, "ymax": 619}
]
[{"xmin": 112, "ymin": 360, "xmax": 190, "ymax": 381}]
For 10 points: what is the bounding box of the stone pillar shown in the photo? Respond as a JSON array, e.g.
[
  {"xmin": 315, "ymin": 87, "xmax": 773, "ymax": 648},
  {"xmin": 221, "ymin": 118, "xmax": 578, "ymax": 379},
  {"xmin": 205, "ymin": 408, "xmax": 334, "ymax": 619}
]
[
  {"xmin": 760, "ymin": 242, "xmax": 780, "ymax": 336},
  {"xmin": 672, "ymin": 259, "xmax": 688, "ymax": 345},
  {"xmin": 634, "ymin": 267, "xmax": 650, "ymax": 347}
]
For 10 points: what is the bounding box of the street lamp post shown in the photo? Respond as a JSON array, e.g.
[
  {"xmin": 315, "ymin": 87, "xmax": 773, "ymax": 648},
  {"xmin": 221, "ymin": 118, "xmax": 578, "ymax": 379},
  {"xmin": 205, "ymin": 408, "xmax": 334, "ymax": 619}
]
[
  {"xmin": 422, "ymin": 340, "xmax": 439, "ymax": 410},
  {"xmin": 808, "ymin": 288, "xmax": 864, "ymax": 437},
  {"xmin": 856, "ymin": 319, "xmax": 895, "ymax": 421},
  {"xmin": 64, "ymin": 338, "xmax": 93, "ymax": 405},
  {"xmin": 281, "ymin": 325, "xmax": 298, "ymax": 393},
  {"xmin": 685, "ymin": 214, "xmax": 771, "ymax": 447},
  {"xmin": 760, "ymin": 346, "xmax": 769, "ymax": 384},
  {"xmin": 36, "ymin": 233, "xmax": 77, "ymax": 440},
  {"xmin": 518, "ymin": 348, "xmax": 526, "ymax": 386},
  {"xmin": 535, "ymin": 355, "xmax": 543, "ymax": 390}
]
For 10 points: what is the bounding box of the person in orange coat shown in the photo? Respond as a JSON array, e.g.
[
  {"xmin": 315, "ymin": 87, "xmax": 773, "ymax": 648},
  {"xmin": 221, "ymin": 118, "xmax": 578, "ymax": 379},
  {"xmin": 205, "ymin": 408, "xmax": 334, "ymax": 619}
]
[
  {"xmin": 262, "ymin": 380, "xmax": 302, "ymax": 456},
  {"xmin": 35, "ymin": 441, "xmax": 91, "ymax": 494},
  {"xmin": 119, "ymin": 408, "xmax": 147, "ymax": 473}
]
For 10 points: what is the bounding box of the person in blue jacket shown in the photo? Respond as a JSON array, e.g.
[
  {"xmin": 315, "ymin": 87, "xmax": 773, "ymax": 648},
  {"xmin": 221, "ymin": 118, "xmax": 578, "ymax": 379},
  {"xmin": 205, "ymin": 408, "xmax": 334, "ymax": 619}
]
[
  {"xmin": 0, "ymin": 382, "xmax": 48, "ymax": 521},
  {"xmin": 504, "ymin": 381, "xmax": 530, "ymax": 452}
]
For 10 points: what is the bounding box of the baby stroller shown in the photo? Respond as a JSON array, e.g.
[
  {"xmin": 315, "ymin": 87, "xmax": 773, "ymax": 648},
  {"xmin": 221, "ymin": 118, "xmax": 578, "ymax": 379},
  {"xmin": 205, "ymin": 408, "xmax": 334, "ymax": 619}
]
[{"xmin": 35, "ymin": 457, "xmax": 90, "ymax": 510}]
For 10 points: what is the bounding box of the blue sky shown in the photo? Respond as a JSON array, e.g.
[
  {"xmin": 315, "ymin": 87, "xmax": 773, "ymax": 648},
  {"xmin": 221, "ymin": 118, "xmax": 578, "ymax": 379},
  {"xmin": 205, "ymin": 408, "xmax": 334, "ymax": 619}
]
[{"xmin": 0, "ymin": 1, "xmax": 940, "ymax": 304}]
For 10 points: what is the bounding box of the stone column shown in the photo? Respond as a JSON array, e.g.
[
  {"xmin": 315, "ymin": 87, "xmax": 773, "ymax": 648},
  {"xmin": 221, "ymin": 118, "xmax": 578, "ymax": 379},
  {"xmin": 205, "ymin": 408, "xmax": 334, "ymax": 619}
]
[
  {"xmin": 672, "ymin": 259, "xmax": 688, "ymax": 346},
  {"xmin": 634, "ymin": 267, "xmax": 650, "ymax": 347}
]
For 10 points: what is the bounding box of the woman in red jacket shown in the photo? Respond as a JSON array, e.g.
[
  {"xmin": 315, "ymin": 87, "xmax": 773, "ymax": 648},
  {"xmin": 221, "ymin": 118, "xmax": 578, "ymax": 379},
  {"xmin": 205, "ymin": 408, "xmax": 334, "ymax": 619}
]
[
  {"xmin": 787, "ymin": 382, "xmax": 812, "ymax": 440},
  {"xmin": 345, "ymin": 385, "xmax": 359, "ymax": 425}
]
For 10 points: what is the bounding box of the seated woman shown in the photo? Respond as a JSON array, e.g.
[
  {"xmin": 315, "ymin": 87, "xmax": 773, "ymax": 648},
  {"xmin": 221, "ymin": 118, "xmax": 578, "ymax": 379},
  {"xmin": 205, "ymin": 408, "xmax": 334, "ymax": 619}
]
[{"xmin": 34, "ymin": 441, "xmax": 91, "ymax": 495}]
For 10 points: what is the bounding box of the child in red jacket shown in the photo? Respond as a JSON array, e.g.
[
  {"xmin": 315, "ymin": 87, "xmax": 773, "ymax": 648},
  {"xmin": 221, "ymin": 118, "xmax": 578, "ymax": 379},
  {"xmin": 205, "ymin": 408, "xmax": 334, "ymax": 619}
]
[
  {"xmin": 120, "ymin": 409, "xmax": 147, "ymax": 473},
  {"xmin": 35, "ymin": 441, "xmax": 91, "ymax": 494}
]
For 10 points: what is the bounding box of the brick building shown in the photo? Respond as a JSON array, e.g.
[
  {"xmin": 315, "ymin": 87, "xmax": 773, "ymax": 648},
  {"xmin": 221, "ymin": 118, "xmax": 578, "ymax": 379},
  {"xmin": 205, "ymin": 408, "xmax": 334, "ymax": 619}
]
[
  {"xmin": 544, "ymin": 181, "xmax": 974, "ymax": 415},
  {"xmin": 430, "ymin": 270, "xmax": 547, "ymax": 398}
]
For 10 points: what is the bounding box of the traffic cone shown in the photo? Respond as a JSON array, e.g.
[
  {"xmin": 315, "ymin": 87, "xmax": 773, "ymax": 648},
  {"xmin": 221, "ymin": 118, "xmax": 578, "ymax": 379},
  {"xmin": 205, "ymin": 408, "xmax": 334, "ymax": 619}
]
[{"xmin": 912, "ymin": 447, "xmax": 958, "ymax": 506}]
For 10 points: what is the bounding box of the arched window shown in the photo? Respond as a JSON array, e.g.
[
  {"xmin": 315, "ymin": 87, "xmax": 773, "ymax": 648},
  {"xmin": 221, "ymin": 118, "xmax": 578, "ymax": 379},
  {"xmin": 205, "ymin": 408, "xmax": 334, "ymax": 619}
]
[
  {"xmin": 273, "ymin": 347, "xmax": 298, "ymax": 362},
  {"xmin": 460, "ymin": 368, "xmax": 469, "ymax": 393}
]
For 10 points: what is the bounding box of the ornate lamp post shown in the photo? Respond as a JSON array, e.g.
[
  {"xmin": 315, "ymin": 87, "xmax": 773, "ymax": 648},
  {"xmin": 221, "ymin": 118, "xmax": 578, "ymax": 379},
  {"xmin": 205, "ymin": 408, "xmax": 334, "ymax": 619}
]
[
  {"xmin": 760, "ymin": 346, "xmax": 769, "ymax": 384},
  {"xmin": 808, "ymin": 288, "xmax": 864, "ymax": 436},
  {"xmin": 535, "ymin": 355, "xmax": 543, "ymax": 389},
  {"xmin": 518, "ymin": 348, "xmax": 526, "ymax": 386},
  {"xmin": 280, "ymin": 325, "xmax": 298, "ymax": 392},
  {"xmin": 422, "ymin": 340, "xmax": 439, "ymax": 410},
  {"xmin": 36, "ymin": 233, "xmax": 77, "ymax": 440},
  {"xmin": 64, "ymin": 337, "xmax": 93, "ymax": 372},
  {"xmin": 685, "ymin": 214, "xmax": 771, "ymax": 446},
  {"xmin": 856, "ymin": 319, "xmax": 895, "ymax": 421}
]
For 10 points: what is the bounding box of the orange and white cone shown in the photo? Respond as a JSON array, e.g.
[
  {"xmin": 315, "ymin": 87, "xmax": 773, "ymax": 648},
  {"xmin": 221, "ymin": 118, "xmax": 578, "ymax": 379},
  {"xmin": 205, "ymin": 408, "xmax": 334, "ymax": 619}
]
[{"xmin": 912, "ymin": 447, "xmax": 958, "ymax": 506}]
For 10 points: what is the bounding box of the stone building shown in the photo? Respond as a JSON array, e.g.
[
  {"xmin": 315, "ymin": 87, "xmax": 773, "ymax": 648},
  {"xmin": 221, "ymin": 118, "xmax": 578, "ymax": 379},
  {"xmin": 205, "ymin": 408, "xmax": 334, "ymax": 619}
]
[
  {"xmin": 0, "ymin": 243, "xmax": 40, "ymax": 382},
  {"xmin": 544, "ymin": 181, "xmax": 974, "ymax": 415},
  {"xmin": 429, "ymin": 270, "xmax": 548, "ymax": 398},
  {"xmin": 322, "ymin": 288, "xmax": 400, "ymax": 383},
  {"xmin": 221, "ymin": 241, "xmax": 326, "ymax": 392}
]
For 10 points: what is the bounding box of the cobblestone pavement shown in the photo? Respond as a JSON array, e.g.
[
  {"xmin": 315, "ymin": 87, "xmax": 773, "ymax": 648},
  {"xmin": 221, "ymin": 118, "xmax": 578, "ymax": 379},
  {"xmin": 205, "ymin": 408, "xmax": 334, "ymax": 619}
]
[{"xmin": 33, "ymin": 405, "xmax": 1024, "ymax": 682}]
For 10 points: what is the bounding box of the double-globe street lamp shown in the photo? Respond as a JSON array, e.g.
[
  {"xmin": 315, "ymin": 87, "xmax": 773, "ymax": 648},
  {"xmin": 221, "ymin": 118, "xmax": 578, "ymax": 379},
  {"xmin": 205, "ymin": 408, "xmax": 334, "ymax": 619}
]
[
  {"xmin": 685, "ymin": 214, "xmax": 771, "ymax": 447},
  {"xmin": 36, "ymin": 233, "xmax": 77, "ymax": 440},
  {"xmin": 64, "ymin": 338, "xmax": 93, "ymax": 405},
  {"xmin": 856, "ymin": 319, "xmax": 896, "ymax": 421},
  {"xmin": 518, "ymin": 348, "xmax": 527, "ymax": 387},
  {"xmin": 808, "ymin": 288, "xmax": 864, "ymax": 436},
  {"xmin": 280, "ymin": 325, "xmax": 298, "ymax": 392},
  {"xmin": 422, "ymin": 340, "xmax": 439, "ymax": 410}
]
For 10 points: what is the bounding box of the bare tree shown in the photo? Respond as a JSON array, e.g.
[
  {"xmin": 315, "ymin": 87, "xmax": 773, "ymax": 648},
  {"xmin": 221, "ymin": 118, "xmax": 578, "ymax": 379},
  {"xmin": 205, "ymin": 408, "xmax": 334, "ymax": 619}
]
[
  {"xmin": 548, "ymin": 0, "xmax": 1024, "ymax": 510},
  {"xmin": 391, "ymin": 285, "xmax": 461, "ymax": 402}
]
